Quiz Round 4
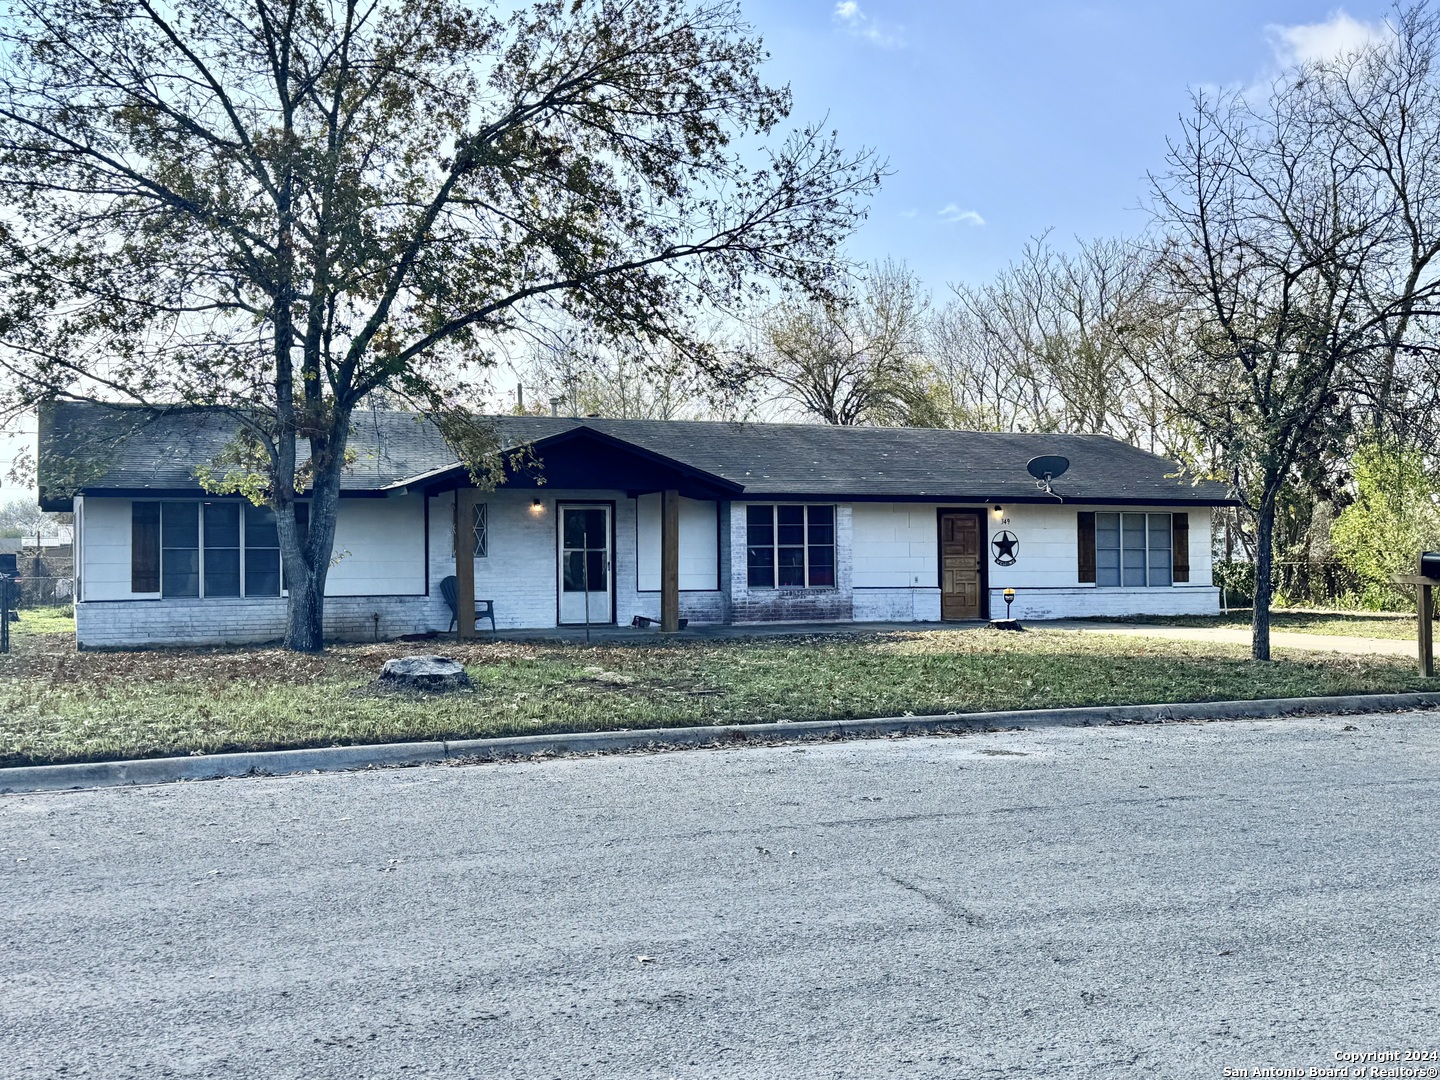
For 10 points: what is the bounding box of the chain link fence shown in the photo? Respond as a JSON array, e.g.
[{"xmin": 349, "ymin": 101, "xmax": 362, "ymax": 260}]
[{"xmin": 4, "ymin": 548, "xmax": 74, "ymax": 607}]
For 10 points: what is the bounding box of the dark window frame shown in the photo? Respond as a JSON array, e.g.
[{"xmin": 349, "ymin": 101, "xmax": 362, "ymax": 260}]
[
  {"xmin": 745, "ymin": 504, "xmax": 837, "ymax": 589},
  {"xmin": 131, "ymin": 499, "xmax": 303, "ymax": 599}
]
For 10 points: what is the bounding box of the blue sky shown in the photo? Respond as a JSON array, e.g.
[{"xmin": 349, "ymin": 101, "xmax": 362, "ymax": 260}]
[{"xmin": 741, "ymin": 0, "xmax": 1397, "ymax": 291}]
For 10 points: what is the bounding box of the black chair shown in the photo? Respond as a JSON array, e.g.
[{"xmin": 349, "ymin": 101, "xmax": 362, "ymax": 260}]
[{"xmin": 440, "ymin": 575, "xmax": 496, "ymax": 636}]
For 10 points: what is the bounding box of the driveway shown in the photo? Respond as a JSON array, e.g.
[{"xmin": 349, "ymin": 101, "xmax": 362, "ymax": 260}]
[
  {"xmin": 1043, "ymin": 619, "xmax": 1419, "ymax": 657},
  {"xmin": 3, "ymin": 714, "xmax": 1438, "ymax": 1079}
]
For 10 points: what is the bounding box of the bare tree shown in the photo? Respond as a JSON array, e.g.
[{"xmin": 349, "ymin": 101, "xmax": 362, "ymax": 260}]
[
  {"xmin": 518, "ymin": 332, "xmax": 715, "ymax": 420},
  {"xmin": 1151, "ymin": 68, "xmax": 1440, "ymax": 659},
  {"xmin": 756, "ymin": 260, "xmax": 931, "ymax": 425},
  {"xmin": 931, "ymin": 234, "xmax": 1176, "ymax": 447},
  {"xmin": 1313, "ymin": 4, "xmax": 1440, "ymax": 446}
]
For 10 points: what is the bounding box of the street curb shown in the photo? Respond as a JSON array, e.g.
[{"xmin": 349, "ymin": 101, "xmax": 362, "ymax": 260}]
[{"xmin": 4, "ymin": 691, "xmax": 1440, "ymax": 795}]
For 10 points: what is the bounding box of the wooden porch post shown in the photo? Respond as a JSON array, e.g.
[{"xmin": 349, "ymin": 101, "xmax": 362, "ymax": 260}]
[
  {"xmin": 661, "ymin": 488, "xmax": 680, "ymax": 633},
  {"xmin": 455, "ymin": 487, "xmax": 477, "ymax": 641}
]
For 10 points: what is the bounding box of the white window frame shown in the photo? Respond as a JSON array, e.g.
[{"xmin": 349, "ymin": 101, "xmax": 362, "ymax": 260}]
[
  {"xmin": 473, "ymin": 502, "xmax": 488, "ymax": 558},
  {"xmin": 1095, "ymin": 511, "xmax": 1173, "ymax": 589}
]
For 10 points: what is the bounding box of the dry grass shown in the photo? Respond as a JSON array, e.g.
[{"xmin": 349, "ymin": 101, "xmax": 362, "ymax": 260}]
[{"xmin": 1, "ymin": 616, "xmax": 1434, "ymax": 768}]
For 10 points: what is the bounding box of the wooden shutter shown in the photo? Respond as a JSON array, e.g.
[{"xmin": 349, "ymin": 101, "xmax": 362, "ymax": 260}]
[
  {"xmin": 1077, "ymin": 511, "xmax": 1096, "ymax": 583},
  {"xmin": 131, "ymin": 502, "xmax": 160, "ymax": 593},
  {"xmin": 1172, "ymin": 513, "xmax": 1190, "ymax": 583}
]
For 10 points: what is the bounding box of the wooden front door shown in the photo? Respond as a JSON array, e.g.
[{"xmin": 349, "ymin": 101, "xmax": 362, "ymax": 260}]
[{"xmin": 940, "ymin": 512, "xmax": 982, "ymax": 621}]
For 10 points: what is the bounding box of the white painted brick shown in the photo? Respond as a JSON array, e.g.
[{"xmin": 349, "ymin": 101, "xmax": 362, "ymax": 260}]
[{"xmin": 76, "ymin": 492, "xmax": 1220, "ymax": 645}]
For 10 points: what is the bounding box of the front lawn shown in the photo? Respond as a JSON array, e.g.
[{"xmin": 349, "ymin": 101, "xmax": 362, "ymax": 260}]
[{"xmin": 1, "ymin": 619, "xmax": 1434, "ymax": 767}]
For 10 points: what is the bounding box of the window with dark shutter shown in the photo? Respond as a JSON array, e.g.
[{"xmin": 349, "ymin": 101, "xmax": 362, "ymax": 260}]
[
  {"xmin": 131, "ymin": 502, "xmax": 160, "ymax": 593},
  {"xmin": 1077, "ymin": 511, "xmax": 1096, "ymax": 583},
  {"xmin": 1172, "ymin": 513, "xmax": 1190, "ymax": 583}
]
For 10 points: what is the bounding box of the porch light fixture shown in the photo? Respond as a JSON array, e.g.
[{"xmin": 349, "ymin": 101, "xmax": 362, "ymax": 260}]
[
  {"xmin": 530, "ymin": 498, "xmax": 544, "ymax": 514},
  {"xmin": 992, "ymin": 504, "xmax": 1003, "ymax": 515}
]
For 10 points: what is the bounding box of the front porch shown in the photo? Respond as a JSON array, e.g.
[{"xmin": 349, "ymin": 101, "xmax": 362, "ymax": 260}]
[{"xmin": 414, "ymin": 425, "xmax": 742, "ymax": 638}]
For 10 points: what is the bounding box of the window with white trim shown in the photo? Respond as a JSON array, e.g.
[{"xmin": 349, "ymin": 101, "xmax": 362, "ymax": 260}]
[
  {"xmin": 746, "ymin": 505, "xmax": 836, "ymax": 588},
  {"xmin": 1095, "ymin": 512, "xmax": 1172, "ymax": 587}
]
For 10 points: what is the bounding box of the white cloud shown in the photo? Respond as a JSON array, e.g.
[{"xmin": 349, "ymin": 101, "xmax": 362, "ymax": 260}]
[
  {"xmin": 898, "ymin": 208, "xmax": 918, "ymax": 219},
  {"xmin": 832, "ymin": 1, "xmax": 903, "ymax": 49},
  {"xmin": 1266, "ymin": 10, "xmax": 1391, "ymax": 67},
  {"xmin": 938, "ymin": 204, "xmax": 985, "ymax": 226}
]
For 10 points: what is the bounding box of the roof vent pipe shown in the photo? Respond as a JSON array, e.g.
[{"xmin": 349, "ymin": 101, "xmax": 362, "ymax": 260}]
[{"xmin": 549, "ymin": 396, "xmax": 561, "ymax": 417}]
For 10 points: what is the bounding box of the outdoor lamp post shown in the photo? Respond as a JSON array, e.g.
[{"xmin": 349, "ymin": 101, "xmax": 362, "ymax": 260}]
[{"xmin": 1003, "ymin": 588, "xmax": 1015, "ymax": 619}]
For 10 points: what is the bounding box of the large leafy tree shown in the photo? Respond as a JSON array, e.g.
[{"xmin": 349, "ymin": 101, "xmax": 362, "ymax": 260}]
[{"xmin": 0, "ymin": 0, "xmax": 878, "ymax": 650}]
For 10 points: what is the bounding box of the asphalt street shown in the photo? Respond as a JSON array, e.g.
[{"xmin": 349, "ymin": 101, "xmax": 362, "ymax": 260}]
[{"xmin": 3, "ymin": 713, "xmax": 1439, "ymax": 1080}]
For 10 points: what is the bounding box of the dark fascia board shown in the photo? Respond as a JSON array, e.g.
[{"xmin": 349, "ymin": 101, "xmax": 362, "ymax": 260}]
[
  {"xmin": 734, "ymin": 492, "xmax": 1241, "ymax": 507},
  {"xmin": 58, "ymin": 487, "xmax": 1238, "ymax": 510},
  {"xmin": 66, "ymin": 487, "xmax": 389, "ymax": 504},
  {"xmin": 396, "ymin": 424, "xmax": 746, "ymax": 496},
  {"xmin": 37, "ymin": 488, "xmax": 73, "ymax": 513}
]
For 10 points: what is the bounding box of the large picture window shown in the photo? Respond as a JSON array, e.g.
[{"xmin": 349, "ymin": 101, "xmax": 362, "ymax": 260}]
[
  {"xmin": 1095, "ymin": 512, "xmax": 1172, "ymax": 587},
  {"xmin": 746, "ymin": 505, "xmax": 836, "ymax": 588},
  {"xmin": 133, "ymin": 500, "xmax": 301, "ymax": 598}
]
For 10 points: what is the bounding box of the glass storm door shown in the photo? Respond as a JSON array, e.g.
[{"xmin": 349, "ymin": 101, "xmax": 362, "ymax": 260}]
[{"xmin": 559, "ymin": 504, "xmax": 613, "ymax": 624}]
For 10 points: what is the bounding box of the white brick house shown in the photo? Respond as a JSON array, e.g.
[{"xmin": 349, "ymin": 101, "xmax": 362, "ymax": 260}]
[{"xmin": 39, "ymin": 404, "xmax": 1234, "ymax": 647}]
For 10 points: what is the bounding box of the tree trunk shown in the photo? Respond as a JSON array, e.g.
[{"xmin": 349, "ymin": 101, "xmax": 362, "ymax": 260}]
[
  {"xmin": 280, "ymin": 411, "xmax": 352, "ymax": 652},
  {"xmin": 284, "ymin": 572, "xmax": 325, "ymax": 652},
  {"xmin": 1251, "ymin": 492, "xmax": 1277, "ymax": 662}
]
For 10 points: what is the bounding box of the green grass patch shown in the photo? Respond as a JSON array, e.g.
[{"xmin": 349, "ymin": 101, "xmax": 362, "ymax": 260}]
[
  {"xmin": 1, "ymin": 623, "xmax": 1434, "ymax": 768},
  {"xmin": 1067, "ymin": 609, "xmax": 1417, "ymax": 640},
  {"xmin": 8, "ymin": 606, "xmax": 75, "ymax": 636}
]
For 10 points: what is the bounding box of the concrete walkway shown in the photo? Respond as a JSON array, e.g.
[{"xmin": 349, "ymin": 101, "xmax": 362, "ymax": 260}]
[
  {"xmin": 489, "ymin": 616, "xmax": 1421, "ymax": 659},
  {"xmin": 1042, "ymin": 619, "xmax": 1417, "ymax": 657},
  {"xmin": 457, "ymin": 617, "xmax": 1422, "ymax": 658}
]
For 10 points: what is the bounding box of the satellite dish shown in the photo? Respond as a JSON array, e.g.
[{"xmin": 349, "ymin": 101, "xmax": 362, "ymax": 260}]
[
  {"xmin": 1026, "ymin": 455, "xmax": 1070, "ymax": 482},
  {"xmin": 1026, "ymin": 454, "xmax": 1070, "ymax": 499}
]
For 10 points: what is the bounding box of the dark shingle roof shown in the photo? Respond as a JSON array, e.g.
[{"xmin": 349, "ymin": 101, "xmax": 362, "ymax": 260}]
[{"xmin": 38, "ymin": 402, "xmax": 1233, "ymax": 507}]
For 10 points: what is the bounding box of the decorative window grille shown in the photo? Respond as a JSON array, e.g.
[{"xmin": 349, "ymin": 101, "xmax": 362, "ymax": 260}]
[{"xmin": 473, "ymin": 502, "xmax": 488, "ymax": 558}]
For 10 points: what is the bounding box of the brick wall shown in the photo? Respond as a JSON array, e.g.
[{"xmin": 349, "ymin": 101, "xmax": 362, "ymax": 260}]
[
  {"xmin": 75, "ymin": 593, "xmax": 445, "ymax": 648},
  {"xmin": 990, "ymin": 585, "xmax": 1219, "ymax": 621},
  {"xmin": 728, "ymin": 503, "xmax": 855, "ymax": 623}
]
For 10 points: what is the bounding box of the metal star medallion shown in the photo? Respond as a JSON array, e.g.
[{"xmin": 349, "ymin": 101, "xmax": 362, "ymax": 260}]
[{"xmin": 991, "ymin": 531, "xmax": 1019, "ymax": 566}]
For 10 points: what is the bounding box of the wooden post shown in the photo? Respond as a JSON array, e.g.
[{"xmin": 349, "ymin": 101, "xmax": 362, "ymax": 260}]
[
  {"xmin": 661, "ymin": 488, "xmax": 680, "ymax": 633},
  {"xmin": 1420, "ymin": 581, "xmax": 1434, "ymax": 679},
  {"xmin": 454, "ymin": 488, "xmax": 477, "ymax": 641},
  {"xmin": 1393, "ymin": 570, "xmax": 1437, "ymax": 678}
]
